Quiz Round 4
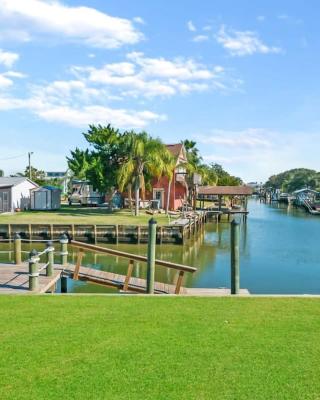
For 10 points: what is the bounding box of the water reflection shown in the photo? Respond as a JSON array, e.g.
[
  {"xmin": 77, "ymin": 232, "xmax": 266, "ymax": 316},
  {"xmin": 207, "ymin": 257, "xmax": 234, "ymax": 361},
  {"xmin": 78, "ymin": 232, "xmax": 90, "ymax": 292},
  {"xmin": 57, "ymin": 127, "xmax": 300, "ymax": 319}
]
[{"xmin": 1, "ymin": 198, "xmax": 320, "ymax": 294}]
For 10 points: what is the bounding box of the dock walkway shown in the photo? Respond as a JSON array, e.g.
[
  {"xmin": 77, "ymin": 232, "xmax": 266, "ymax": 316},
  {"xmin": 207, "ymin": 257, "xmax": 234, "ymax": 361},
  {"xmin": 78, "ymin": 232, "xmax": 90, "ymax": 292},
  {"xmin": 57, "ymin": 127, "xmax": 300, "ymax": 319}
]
[{"xmin": 0, "ymin": 262, "xmax": 250, "ymax": 295}]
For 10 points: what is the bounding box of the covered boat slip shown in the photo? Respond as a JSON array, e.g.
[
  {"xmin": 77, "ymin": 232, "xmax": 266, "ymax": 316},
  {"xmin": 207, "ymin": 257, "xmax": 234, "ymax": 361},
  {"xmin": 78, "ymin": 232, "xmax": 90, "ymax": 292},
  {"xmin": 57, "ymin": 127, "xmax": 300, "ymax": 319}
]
[{"xmin": 197, "ymin": 186, "xmax": 253, "ymax": 219}]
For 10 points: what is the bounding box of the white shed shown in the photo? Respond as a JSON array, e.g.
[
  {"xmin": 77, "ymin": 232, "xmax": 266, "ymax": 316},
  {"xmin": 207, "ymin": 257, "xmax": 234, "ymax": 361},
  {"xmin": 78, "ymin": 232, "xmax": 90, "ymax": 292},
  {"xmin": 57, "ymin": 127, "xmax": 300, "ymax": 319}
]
[
  {"xmin": 31, "ymin": 186, "xmax": 61, "ymax": 210},
  {"xmin": 0, "ymin": 177, "xmax": 38, "ymax": 213}
]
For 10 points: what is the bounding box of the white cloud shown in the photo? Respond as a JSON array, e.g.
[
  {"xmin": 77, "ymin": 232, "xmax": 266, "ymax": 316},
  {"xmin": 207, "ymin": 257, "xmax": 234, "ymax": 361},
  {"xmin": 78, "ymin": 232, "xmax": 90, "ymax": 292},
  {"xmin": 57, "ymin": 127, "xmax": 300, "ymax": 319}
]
[
  {"xmin": 0, "ymin": 75, "xmax": 13, "ymax": 88},
  {"xmin": 71, "ymin": 52, "xmax": 228, "ymax": 98},
  {"xmin": 216, "ymin": 25, "xmax": 282, "ymax": 56},
  {"xmin": 203, "ymin": 25, "xmax": 212, "ymax": 31},
  {"xmin": 0, "ymin": 0, "xmax": 143, "ymax": 49},
  {"xmin": 133, "ymin": 17, "xmax": 145, "ymax": 25},
  {"xmin": 187, "ymin": 20, "xmax": 197, "ymax": 32},
  {"xmin": 192, "ymin": 35, "xmax": 209, "ymax": 43},
  {"xmin": 0, "ymin": 49, "xmax": 19, "ymax": 67},
  {"xmin": 257, "ymin": 16, "xmax": 265, "ymax": 22},
  {"xmin": 3, "ymin": 71, "xmax": 27, "ymax": 78},
  {"xmin": 197, "ymin": 128, "xmax": 272, "ymax": 148}
]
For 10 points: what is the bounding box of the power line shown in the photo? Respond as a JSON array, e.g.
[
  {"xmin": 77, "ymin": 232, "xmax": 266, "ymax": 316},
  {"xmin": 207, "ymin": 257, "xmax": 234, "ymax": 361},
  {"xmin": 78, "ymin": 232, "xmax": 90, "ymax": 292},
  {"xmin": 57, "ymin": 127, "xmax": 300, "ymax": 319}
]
[{"xmin": 0, "ymin": 153, "xmax": 26, "ymax": 161}]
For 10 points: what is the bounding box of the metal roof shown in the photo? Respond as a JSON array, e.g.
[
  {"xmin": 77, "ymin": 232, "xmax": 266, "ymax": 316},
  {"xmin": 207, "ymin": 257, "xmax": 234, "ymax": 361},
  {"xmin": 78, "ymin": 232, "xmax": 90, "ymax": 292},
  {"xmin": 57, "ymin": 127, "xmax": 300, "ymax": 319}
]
[
  {"xmin": 0, "ymin": 177, "xmax": 37, "ymax": 188},
  {"xmin": 198, "ymin": 185, "xmax": 253, "ymax": 196}
]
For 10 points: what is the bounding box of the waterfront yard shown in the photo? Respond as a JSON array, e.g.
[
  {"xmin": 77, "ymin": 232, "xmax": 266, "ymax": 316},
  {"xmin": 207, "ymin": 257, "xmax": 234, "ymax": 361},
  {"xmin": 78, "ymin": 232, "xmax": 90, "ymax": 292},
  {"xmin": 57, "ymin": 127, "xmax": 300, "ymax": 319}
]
[
  {"xmin": 0, "ymin": 205, "xmax": 173, "ymax": 225},
  {"xmin": 0, "ymin": 296, "xmax": 319, "ymax": 399}
]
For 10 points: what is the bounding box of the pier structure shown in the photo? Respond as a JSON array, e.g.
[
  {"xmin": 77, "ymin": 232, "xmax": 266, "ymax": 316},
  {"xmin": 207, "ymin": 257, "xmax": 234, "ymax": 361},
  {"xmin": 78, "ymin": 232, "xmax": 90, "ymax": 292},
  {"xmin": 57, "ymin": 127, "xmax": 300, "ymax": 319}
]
[
  {"xmin": 197, "ymin": 185, "xmax": 252, "ymax": 222},
  {"xmin": 0, "ymin": 226, "xmax": 249, "ymax": 296}
]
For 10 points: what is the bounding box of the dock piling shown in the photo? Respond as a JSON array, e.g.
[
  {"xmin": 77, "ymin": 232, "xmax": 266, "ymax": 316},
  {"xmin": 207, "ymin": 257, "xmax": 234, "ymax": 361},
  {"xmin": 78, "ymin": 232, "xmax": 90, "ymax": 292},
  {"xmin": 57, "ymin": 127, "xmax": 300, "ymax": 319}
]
[
  {"xmin": 59, "ymin": 234, "xmax": 69, "ymax": 266},
  {"xmin": 13, "ymin": 233, "xmax": 21, "ymax": 265},
  {"xmin": 28, "ymin": 249, "xmax": 39, "ymax": 291},
  {"xmin": 46, "ymin": 241, "xmax": 54, "ymax": 277},
  {"xmin": 147, "ymin": 218, "xmax": 157, "ymax": 294},
  {"xmin": 231, "ymin": 220, "xmax": 240, "ymax": 294}
]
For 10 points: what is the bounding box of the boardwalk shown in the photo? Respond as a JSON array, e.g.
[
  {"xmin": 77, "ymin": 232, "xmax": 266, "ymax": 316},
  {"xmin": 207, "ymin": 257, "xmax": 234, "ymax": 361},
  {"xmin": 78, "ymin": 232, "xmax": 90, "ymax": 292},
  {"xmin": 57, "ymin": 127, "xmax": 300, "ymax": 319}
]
[
  {"xmin": 0, "ymin": 262, "xmax": 250, "ymax": 295},
  {"xmin": 0, "ymin": 263, "xmax": 62, "ymax": 293}
]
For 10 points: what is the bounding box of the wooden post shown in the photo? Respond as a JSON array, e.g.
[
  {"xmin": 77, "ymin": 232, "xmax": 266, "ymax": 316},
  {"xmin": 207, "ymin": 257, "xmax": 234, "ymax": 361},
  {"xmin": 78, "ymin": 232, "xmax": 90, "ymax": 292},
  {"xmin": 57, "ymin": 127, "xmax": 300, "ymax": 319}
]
[
  {"xmin": 46, "ymin": 241, "xmax": 54, "ymax": 277},
  {"xmin": 115, "ymin": 225, "xmax": 119, "ymax": 244},
  {"xmin": 147, "ymin": 218, "xmax": 157, "ymax": 294},
  {"xmin": 8, "ymin": 224, "xmax": 11, "ymax": 242},
  {"xmin": 231, "ymin": 220, "xmax": 240, "ymax": 295},
  {"xmin": 28, "ymin": 249, "xmax": 39, "ymax": 291},
  {"xmin": 123, "ymin": 259, "xmax": 134, "ymax": 292},
  {"xmin": 13, "ymin": 233, "xmax": 22, "ymax": 265},
  {"xmin": 60, "ymin": 234, "xmax": 69, "ymax": 266},
  {"xmin": 94, "ymin": 225, "xmax": 97, "ymax": 244},
  {"xmin": 175, "ymin": 270, "xmax": 184, "ymax": 294},
  {"xmin": 61, "ymin": 276, "xmax": 68, "ymax": 293},
  {"xmin": 73, "ymin": 248, "xmax": 84, "ymax": 280},
  {"xmin": 137, "ymin": 226, "xmax": 141, "ymax": 244}
]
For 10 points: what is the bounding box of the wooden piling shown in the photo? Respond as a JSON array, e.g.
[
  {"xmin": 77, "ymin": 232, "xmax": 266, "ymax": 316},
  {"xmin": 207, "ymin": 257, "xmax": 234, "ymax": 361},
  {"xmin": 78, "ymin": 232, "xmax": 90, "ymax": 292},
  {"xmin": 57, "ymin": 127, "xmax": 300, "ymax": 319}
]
[
  {"xmin": 147, "ymin": 218, "xmax": 157, "ymax": 294},
  {"xmin": 46, "ymin": 241, "xmax": 54, "ymax": 277},
  {"xmin": 59, "ymin": 234, "xmax": 69, "ymax": 266},
  {"xmin": 231, "ymin": 220, "xmax": 240, "ymax": 294},
  {"xmin": 28, "ymin": 249, "xmax": 39, "ymax": 291},
  {"xmin": 61, "ymin": 276, "xmax": 68, "ymax": 293},
  {"xmin": 13, "ymin": 233, "xmax": 22, "ymax": 265}
]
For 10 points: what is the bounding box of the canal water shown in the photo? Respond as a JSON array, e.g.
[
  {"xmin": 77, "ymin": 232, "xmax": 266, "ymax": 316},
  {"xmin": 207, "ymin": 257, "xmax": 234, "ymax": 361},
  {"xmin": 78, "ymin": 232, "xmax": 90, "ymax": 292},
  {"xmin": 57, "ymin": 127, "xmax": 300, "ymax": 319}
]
[{"xmin": 1, "ymin": 198, "xmax": 320, "ymax": 294}]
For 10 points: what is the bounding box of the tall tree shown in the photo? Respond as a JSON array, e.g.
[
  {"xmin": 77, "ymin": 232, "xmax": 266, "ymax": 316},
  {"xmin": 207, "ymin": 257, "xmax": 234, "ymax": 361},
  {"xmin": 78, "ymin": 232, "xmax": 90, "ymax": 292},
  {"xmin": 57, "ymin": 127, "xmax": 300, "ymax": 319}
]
[{"xmin": 118, "ymin": 131, "xmax": 170, "ymax": 216}]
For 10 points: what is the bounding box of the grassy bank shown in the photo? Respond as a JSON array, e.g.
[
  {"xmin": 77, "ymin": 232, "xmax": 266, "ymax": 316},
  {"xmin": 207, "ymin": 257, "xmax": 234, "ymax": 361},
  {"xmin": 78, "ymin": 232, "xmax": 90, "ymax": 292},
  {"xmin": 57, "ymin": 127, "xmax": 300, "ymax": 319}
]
[
  {"xmin": 0, "ymin": 205, "xmax": 173, "ymax": 225},
  {"xmin": 0, "ymin": 296, "xmax": 319, "ymax": 399}
]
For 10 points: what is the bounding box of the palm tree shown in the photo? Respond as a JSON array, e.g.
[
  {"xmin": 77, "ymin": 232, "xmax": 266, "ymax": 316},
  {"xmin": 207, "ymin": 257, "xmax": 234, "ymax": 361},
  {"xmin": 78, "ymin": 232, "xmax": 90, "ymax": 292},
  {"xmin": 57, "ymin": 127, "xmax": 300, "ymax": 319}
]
[
  {"xmin": 118, "ymin": 131, "xmax": 170, "ymax": 216},
  {"xmin": 161, "ymin": 152, "xmax": 177, "ymax": 214}
]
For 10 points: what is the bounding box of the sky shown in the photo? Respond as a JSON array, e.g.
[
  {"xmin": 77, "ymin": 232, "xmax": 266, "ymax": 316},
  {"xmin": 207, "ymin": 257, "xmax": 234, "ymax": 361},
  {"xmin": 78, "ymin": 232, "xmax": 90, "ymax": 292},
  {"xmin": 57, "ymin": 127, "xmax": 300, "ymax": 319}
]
[{"xmin": 0, "ymin": 0, "xmax": 319, "ymax": 182}]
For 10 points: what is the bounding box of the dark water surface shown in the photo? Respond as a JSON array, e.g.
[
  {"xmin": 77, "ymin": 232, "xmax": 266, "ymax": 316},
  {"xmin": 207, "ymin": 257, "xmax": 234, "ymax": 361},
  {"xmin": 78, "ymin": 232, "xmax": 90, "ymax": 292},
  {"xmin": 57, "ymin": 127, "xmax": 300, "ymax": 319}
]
[{"xmin": 1, "ymin": 198, "xmax": 320, "ymax": 294}]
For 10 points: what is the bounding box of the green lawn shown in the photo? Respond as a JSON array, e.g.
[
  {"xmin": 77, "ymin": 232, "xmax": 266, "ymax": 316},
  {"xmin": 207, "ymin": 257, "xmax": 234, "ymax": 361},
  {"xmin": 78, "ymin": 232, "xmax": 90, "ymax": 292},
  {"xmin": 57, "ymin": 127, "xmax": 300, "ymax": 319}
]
[
  {"xmin": 0, "ymin": 205, "xmax": 174, "ymax": 225},
  {"xmin": 0, "ymin": 296, "xmax": 319, "ymax": 399}
]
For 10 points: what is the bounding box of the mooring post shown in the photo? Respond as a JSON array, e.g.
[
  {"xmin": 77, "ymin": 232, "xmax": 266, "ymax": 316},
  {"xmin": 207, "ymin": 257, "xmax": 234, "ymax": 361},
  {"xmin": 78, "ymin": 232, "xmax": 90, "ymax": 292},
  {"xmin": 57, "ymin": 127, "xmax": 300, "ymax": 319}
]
[
  {"xmin": 46, "ymin": 241, "xmax": 54, "ymax": 277},
  {"xmin": 61, "ymin": 276, "xmax": 68, "ymax": 293},
  {"xmin": 231, "ymin": 219, "xmax": 240, "ymax": 295},
  {"xmin": 59, "ymin": 234, "xmax": 69, "ymax": 266},
  {"xmin": 13, "ymin": 233, "xmax": 22, "ymax": 265},
  {"xmin": 147, "ymin": 218, "xmax": 157, "ymax": 294},
  {"xmin": 28, "ymin": 249, "xmax": 39, "ymax": 291}
]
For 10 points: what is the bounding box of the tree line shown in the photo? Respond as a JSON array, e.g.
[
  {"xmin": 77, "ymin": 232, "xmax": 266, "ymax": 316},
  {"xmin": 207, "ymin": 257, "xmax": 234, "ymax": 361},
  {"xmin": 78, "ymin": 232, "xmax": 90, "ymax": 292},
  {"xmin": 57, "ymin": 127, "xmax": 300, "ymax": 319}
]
[
  {"xmin": 67, "ymin": 124, "xmax": 242, "ymax": 215},
  {"xmin": 265, "ymin": 168, "xmax": 320, "ymax": 193}
]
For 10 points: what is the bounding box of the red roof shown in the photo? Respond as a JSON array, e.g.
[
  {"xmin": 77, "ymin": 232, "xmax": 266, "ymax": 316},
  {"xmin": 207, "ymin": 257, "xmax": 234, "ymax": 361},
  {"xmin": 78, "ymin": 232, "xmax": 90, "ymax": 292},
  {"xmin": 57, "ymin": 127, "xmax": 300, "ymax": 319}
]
[{"xmin": 166, "ymin": 144, "xmax": 184, "ymax": 158}]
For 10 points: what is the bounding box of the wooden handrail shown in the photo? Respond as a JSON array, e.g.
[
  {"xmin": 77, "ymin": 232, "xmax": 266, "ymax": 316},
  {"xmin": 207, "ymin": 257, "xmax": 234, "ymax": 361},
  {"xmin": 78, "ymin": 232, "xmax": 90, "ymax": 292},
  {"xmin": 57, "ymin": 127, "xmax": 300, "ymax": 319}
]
[{"xmin": 70, "ymin": 240, "xmax": 197, "ymax": 273}]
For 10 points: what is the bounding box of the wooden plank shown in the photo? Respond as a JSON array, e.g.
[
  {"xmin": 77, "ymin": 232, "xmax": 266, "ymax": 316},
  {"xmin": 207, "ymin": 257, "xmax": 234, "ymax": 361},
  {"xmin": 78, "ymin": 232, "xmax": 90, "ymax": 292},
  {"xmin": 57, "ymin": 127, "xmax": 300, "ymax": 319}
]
[
  {"xmin": 123, "ymin": 259, "xmax": 134, "ymax": 292},
  {"xmin": 175, "ymin": 271, "xmax": 184, "ymax": 294},
  {"xmin": 70, "ymin": 240, "xmax": 197, "ymax": 273},
  {"xmin": 73, "ymin": 249, "xmax": 84, "ymax": 280}
]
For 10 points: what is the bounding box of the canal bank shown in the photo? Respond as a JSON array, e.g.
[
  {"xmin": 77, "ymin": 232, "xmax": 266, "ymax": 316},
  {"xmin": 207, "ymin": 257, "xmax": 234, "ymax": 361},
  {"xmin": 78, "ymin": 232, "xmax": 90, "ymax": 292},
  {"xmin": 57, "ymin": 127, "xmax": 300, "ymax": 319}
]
[{"xmin": 1, "ymin": 198, "xmax": 319, "ymax": 294}]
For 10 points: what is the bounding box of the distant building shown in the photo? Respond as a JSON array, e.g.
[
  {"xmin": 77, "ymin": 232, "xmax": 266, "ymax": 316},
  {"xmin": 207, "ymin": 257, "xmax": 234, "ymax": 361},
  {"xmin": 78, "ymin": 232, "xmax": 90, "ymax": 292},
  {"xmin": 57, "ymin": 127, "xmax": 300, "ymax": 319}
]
[
  {"xmin": 44, "ymin": 171, "xmax": 70, "ymax": 193},
  {"xmin": 0, "ymin": 177, "xmax": 38, "ymax": 213}
]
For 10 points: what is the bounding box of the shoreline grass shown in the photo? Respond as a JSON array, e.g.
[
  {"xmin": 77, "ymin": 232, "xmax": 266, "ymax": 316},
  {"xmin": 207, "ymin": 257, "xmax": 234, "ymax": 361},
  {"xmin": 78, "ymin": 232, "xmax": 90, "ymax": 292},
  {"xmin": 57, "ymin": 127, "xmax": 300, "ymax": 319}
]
[
  {"xmin": 0, "ymin": 296, "xmax": 319, "ymax": 399},
  {"xmin": 0, "ymin": 205, "xmax": 174, "ymax": 225}
]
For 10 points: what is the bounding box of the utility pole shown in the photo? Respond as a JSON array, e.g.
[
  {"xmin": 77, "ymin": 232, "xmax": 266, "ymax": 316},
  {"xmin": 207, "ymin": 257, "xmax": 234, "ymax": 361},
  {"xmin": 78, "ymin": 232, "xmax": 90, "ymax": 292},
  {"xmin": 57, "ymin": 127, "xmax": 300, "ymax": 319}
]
[{"xmin": 28, "ymin": 152, "xmax": 33, "ymax": 180}]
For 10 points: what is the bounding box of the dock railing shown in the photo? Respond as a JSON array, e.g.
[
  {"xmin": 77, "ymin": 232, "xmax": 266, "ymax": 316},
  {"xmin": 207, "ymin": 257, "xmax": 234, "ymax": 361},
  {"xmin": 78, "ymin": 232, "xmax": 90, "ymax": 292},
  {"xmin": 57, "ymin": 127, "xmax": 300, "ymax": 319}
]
[{"xmin": 70, "ymin": 239, "xmax": 197, "ymax": 294}]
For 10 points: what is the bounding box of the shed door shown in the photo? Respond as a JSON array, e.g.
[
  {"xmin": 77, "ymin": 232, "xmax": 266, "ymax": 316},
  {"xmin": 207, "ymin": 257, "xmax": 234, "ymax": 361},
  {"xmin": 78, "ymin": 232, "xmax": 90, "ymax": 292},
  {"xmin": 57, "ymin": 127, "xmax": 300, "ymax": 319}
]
[
  {"xmin": 35, "ymin": 191, "xmax": 47, "ymax": 210},
  {"xmin": 0, "ymin": 191, "xmax": 10, "ymax": 213}
]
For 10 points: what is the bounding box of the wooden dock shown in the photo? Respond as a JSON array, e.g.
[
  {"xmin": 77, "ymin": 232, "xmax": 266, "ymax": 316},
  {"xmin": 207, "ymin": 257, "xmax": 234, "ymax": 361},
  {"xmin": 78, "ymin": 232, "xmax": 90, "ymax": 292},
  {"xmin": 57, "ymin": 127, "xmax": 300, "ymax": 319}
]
[
  {"xmin": 0, "ymin": 263, "xmax": 62, "ymax": 294},
  {"xmin": 0, "ymin": 262, "xmax": 250, "ymax": 295}
]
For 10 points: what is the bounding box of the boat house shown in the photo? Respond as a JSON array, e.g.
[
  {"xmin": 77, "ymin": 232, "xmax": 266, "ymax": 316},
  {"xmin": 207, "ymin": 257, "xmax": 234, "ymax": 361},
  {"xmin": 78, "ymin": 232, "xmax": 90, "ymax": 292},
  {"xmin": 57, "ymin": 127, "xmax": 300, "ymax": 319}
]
[
  {"xmin": 198, "ymin": 185, "xmax": 253, "ymax": 211},
  {"xmin": 0, "ymin": 177, "xmax": 38, "ymax": 213}
]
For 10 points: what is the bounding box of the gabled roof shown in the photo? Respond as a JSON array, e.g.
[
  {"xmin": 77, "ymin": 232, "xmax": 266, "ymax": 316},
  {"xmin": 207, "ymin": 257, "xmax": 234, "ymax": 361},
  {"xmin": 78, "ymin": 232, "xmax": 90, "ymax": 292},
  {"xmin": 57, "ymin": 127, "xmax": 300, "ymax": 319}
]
[
  {"xmin": 198, "ymin": 186, "xmax": 253, "ymax": 196},
  {"xmin": 293, "ymin": 188, "xmax": 319, "ymax": 195},
  {"xmin": 0, "ymin": 177, "xmax": 38, "ymax": 188},
  {"xmin": 166, "ymin": 144, "xmax": 187, "ymax": 164}
]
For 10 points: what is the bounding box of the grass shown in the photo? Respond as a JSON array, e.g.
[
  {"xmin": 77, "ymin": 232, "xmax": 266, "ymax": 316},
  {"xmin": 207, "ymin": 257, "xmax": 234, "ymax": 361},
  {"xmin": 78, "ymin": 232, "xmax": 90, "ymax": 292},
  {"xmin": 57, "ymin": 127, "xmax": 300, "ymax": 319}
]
[
  {"xmin": 0, "ymin": 296, "xmax": 319, "ymax": 399},
  {"xmin": 0, "ymin": 205, "xmax": 174, "ymax": 225}
]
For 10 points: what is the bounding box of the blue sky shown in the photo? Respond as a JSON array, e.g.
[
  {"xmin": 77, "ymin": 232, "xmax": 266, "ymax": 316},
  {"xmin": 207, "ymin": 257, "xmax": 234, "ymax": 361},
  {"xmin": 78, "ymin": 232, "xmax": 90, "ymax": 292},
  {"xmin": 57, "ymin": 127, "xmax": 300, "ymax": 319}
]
[{"xmin": 0, "ymin": 0, "xmax": 319, "ymax": 181}]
